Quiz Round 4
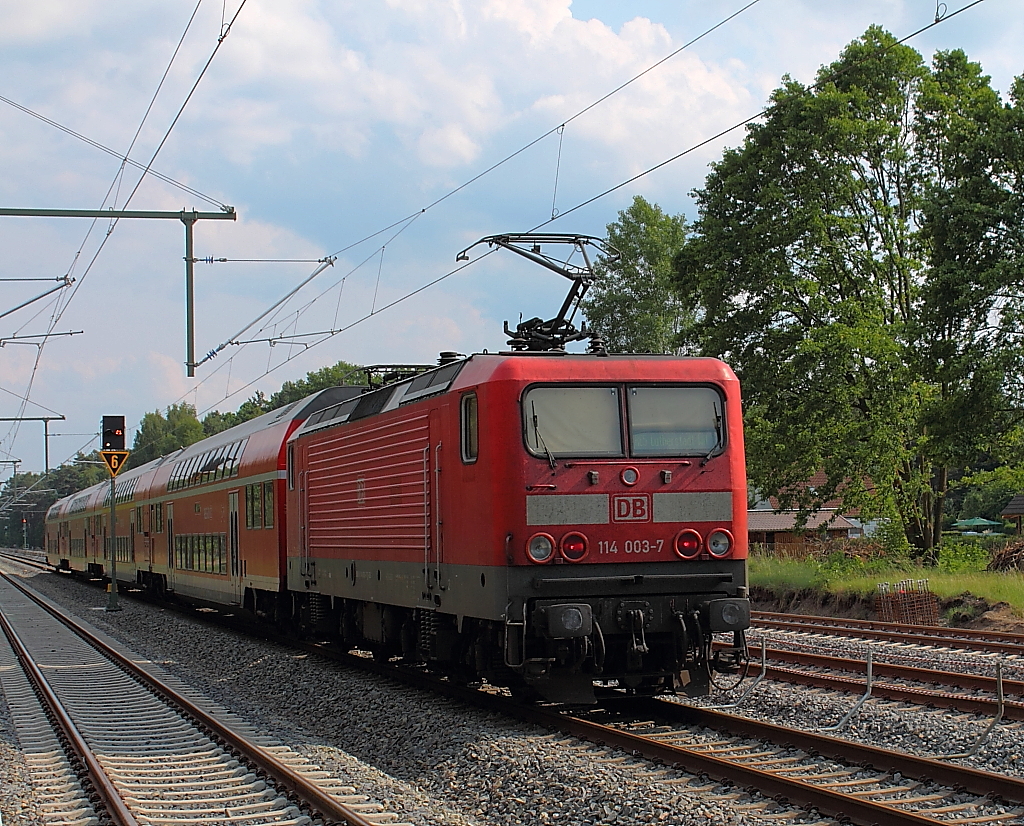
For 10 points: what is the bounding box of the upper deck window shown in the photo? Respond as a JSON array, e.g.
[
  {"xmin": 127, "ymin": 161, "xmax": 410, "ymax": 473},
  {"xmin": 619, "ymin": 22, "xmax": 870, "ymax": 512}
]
[
  {"xmin": 628, "ymin": 386, "xmax": 723, "ymax": 457},
  {"xmin": 523, "ymin": 386, "xmax": 623, "ymax": 458}
]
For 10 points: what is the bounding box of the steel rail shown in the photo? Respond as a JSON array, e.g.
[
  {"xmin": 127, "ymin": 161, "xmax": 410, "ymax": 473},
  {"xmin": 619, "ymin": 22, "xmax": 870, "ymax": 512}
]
[
  {"xmin": 425, "ymin": 680, "xmax": 1016, "ymax": 826},
  {"xmin": 0, "ymin": 601, "xmax": 139, "ymax": 826},
  {"xmin": 639, "ymin": 700, "xmax": 1024, "ymax": 805},
  {"xmin": 754, "ymin": 610, "xmax": 1024, "ymax": 644},
  {"xmin": 757, "ymin": 644, "xmax": 1024, "ymax": 696},
  {"xmin": 2, "ymin": 573, "xmax": 379, "ymax": 826},
  {"xmin": 761, "ymin": 661, "xmax": 1024, "ymax": 719},
  {"xmin": 0, "ymin": 549, "xmax": 51, "ymax": 571},
  {"xmin": 753, "ymin": 611, "xmax": 1024, "ymax": 653},
  {"xmin": 298, "ymin": 647, "xmax": 1024, "ymax": 825}
]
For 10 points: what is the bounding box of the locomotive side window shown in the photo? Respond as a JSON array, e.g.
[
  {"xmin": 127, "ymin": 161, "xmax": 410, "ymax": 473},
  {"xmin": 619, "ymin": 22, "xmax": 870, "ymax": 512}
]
[
  {"xmin": 628, "ymin": 386, "xmax": 724, "ymax": 456},
  {"xmin": 523, "ymin": 386, "xmax": 623, "ymax": 458},
  {"xmin": 461, "ymin": 393, "xmax": 478, "ymax": 463}
]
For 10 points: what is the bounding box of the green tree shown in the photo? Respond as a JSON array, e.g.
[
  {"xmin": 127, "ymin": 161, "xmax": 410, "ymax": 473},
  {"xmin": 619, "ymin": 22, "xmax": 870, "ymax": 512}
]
[
  {"xmin": 675, "ymin": 27, "xmax": 1024, "ymax": 551},
  {"xmin": 0, "ymin": 469, "xmax": 58, "ymax": 548},
  {"xmin": 203, "ymin": 360, "xmax": 363, "ymax": 435},
  {"xmin": 48, "ymin": 452, "xmax": 107, "ymax": 496},
  {"xmin": 267, "ymin": 360, "xmax": 363, "ymax": 407},
  {"xmin": 127, "ymin": 403, "xmax": 205, "ymax": 469},
  {"xmin": 582, "ymin": 196, "xmax": 689, "ymax": 353}
]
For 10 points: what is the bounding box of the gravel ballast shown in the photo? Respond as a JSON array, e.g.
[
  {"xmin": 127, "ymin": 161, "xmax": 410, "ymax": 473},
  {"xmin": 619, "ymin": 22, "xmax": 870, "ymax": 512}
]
[{"xmin": 5, "ymin": 565, "xmax": 1023, "ymax": 824}]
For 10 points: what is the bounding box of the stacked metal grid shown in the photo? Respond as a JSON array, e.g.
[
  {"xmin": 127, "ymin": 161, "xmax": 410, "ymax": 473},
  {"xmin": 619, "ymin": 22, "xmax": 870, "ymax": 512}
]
[{"xmin": 875, "ymin": 579, "xmax": 940, "ymax": 626}]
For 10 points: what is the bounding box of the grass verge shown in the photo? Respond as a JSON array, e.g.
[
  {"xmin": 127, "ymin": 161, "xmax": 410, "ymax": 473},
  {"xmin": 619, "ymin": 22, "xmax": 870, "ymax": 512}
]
[{"xmin": 747, "ymin": 555, "xmax": 1024, "ymax": 617}]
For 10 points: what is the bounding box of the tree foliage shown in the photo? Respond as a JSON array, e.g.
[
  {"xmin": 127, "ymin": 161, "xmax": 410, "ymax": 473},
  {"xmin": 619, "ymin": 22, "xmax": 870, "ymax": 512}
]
[
  {"xmin": 0, "ymin": 453, "xmax": 106, "ymax": 548},
  {"xmin": 123, "ymin": 360, "xmax": 365, "ymax": 470},
  {"xmin": 126, "ymin": 403, "xmax": 205, "ymax": 469},
  {"xmin": 675, "ymin": 27, "xmax": 1024, "ymax": 550},
  {"xmin": 201, "ymin": 360, "xmax": 363, "ymax": 435},
  {"xmin": 582, "ymin": 195, "xmax": 689, "ymax": 353}
]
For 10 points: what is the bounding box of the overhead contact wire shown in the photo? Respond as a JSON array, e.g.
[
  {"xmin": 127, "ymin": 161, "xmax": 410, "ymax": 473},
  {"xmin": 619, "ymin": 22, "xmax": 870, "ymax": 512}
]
[{"xmin": 536, "ymin": 0, "xmax": 990, "ymax": 229}]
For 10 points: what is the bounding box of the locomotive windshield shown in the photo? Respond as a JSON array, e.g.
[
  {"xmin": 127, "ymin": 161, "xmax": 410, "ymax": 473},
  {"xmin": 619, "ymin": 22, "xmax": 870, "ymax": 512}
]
[
  {"xmin": 627, "ymin": 386, "xmax": 722, "ymax": 456},
  {"xmin": 523, "ymin": 384, "xmax": 724, "ymax": 459},
  {"xmin": 523, "ymin": 386, "xmax": 624, "ymax": 457}
]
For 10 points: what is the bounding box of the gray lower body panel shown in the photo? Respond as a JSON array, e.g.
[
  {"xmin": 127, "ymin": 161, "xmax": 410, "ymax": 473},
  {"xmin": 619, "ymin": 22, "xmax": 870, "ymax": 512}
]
[{"xmin": 287, "ymin": 556, "xmax": 747, "ymax": 621}]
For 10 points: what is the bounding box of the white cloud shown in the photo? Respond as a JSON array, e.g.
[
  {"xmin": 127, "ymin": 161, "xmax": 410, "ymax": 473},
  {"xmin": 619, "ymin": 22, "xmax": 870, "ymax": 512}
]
[{"xmin": 0, "ymin": 0, "xmax": 1018, "ymax": 472}]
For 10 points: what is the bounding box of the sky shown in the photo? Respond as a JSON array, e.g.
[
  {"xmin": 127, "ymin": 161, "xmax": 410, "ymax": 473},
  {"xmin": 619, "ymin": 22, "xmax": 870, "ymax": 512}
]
[{"xmin": 0, "ymin": 0, "xmax": 1021, "ymax": 475}]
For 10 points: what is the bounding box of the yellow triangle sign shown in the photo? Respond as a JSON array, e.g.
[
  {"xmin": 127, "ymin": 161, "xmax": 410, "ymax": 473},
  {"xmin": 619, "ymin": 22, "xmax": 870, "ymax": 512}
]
[{"xmin": 99, "ymin": 450, "xmax": 130, "ymax": 477}]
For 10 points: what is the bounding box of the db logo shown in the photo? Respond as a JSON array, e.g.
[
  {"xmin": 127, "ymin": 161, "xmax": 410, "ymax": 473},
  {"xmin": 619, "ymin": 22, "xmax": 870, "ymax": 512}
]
[{"xmin": 612, "ymin": 494, "xmax": 651, "ymax": 522}]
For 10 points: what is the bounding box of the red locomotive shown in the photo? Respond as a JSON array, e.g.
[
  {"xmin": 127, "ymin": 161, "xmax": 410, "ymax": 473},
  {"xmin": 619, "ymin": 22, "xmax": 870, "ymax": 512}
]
[{"xmin": 45, "ymin": 234, "xmax": 750, "ymax": 703}]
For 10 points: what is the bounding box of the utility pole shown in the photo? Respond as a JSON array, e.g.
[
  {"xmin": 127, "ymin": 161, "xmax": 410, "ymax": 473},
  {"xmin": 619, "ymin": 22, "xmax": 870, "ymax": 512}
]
[
  {"xmin": 0, "ymin": 207, "xmax": 236, "ymax": 375},
  {"xmin": 0, "ymin": 416, "xmax": 65, "ymax": 474},
  {"xmin": 0, "ymin": 460, "xmax": 21, "ymax": 547}
]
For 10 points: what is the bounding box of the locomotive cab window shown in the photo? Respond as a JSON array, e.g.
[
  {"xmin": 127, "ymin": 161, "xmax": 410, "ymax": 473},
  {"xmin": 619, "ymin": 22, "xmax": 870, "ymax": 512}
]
[
  {"xmin": 461, "ymin": 392, "xmax": 478, "ymax": 463},
  {"xmin": 522, "ymin": 386, "xmax": 623, "ymax": 458},
  {"xmin": 628, "ymin": 386, "xmax": 724, "ymax": 456}
]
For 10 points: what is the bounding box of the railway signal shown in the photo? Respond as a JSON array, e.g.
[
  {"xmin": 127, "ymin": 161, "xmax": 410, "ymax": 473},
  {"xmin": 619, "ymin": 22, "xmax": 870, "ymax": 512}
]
[
  {"xmin": 102, "ymin": 415, "xmax": 126, "ymax": 450},
  {"xmin": 100, "ymin": 415, "xmax": 130, "ymax": 612}
]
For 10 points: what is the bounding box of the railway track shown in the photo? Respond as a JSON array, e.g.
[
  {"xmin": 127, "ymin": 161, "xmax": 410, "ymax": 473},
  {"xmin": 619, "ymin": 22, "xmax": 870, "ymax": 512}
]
[
  {"xmin": 717, "ymin": 638, "xmax": 1024, "ymax": 720},
  {"xmin": 753, "ymin": 610, "xmax": 1024, "ymax": 655},
  {"xmin": 0, "ymin": 572, "xmax": 405, "ymax": 826},
  {"xmin": 352, "ymin": 651, "xmax": 1024, "ymax": 825},
  {"xmin": 0, "ymin": 547, "xmax": 50, "ymax": 571}
]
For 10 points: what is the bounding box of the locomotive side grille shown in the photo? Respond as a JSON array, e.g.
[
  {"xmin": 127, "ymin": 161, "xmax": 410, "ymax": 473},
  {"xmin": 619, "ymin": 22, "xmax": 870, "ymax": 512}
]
[{"xmin": 306, "ymin": 412, "xmax": 431, "ymax": 554}]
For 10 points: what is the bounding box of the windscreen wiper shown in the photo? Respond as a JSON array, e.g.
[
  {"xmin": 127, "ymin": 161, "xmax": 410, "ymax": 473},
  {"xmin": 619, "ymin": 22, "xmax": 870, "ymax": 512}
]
[
  {"xmin": 531, "ymin": 402, "xmax": 557, "ymax": 470},
  {"xmin": 701, "ymin": 402, "xmax": 723, "ymax": 467}
]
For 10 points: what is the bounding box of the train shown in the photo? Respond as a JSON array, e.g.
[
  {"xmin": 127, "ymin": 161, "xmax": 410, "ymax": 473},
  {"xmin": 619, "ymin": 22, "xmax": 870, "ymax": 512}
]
[{"xmin": 44, "ymin": 234, "xmax": 751, "ymax": 704}]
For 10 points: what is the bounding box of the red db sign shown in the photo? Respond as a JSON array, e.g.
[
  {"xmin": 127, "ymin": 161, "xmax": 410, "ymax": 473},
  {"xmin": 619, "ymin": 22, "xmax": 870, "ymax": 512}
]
[{"xmin": 612, "ymin": 494, "xmax": 651, "ymax": 522}]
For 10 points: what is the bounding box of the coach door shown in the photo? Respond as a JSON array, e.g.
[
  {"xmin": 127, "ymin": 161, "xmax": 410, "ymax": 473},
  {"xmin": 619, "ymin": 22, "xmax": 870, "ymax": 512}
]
[
  {"xmin": 166, "ymin": 503, "xmax": 174, "ymax": 588},
  {"xmin": 228, "ymin": 491, "xmax": 241, "ymax": 604}
]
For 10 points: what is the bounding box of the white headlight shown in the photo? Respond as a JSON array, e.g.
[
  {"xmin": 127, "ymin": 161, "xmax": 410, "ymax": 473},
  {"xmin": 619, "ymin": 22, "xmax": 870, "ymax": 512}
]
[
  {"xmin": 707, "ymin": 530, "xmax": 732, "ymax": 557},
  {"xmin": 527, "ymin": 534, "xmax": 554, "ymax": 563}
]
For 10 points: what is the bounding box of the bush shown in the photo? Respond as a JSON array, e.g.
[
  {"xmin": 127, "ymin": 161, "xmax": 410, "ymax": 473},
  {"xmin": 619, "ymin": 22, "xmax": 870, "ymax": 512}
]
[
  {"xmin": 876, "ymin": 517, "xmax": 913, "ymax": 559},
  {"xmin": 937, "ymin": 540, "xmax": 990, "ymax": 574}
]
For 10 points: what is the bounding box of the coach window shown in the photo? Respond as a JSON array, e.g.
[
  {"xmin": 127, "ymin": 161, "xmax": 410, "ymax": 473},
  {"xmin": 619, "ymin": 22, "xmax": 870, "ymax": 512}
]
[
  {"xmin": 523, "ymin": 386, "xmax": 623, "ymax": 458},
  {"xmin": 263, "ymin": 481, "xmax": 274, "ymax": 528},
  {"xmin": 288, "ymin": 444, "xmax": 295, "ymax": 490},
  {"xmin": 461, "ymin": 393, "xmax": 478, "ymax": 463}
]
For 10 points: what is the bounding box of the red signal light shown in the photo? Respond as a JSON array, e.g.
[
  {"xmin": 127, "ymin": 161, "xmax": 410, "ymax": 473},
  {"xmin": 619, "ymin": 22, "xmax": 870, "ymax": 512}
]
[
  {"xmin": 560, "ymin": 532, "xmax": 588, "ymax": 562},
  {"xmin": 673, "ymin": 529, "xmax": 702, "ymax": 559}
]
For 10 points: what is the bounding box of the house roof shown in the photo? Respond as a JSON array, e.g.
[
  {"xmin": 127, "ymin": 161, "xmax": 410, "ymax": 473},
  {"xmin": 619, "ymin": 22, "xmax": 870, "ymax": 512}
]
[
  {"xmin": 749, "ymin": 471, "xmax": 864, "ymax": 517},
  {"xmin": 747, "ymin": 509, "xmax": 856, "ymax": 532},
  {"xmin": 1002, "ymin": 494, "xmax": 1024, "ymax": 517}
]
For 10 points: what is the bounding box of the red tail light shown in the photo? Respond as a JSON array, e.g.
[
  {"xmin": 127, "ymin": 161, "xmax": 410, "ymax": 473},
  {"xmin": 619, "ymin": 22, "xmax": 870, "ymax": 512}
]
[
  {"xmin": 560, "ymin": 532, "xmax": 588, "ymax": 562},
  {"xmin": 673, "ymin": 529, "xmax": 702, "ymax": 559}
]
